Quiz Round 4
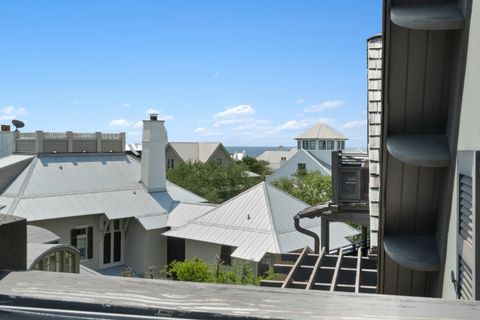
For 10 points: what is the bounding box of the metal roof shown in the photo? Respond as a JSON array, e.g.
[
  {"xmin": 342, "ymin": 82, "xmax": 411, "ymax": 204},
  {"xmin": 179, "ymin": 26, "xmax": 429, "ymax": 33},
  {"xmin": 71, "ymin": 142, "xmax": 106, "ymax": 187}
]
[
  {"xmin": 0, "ymin": 154, "xmax": 206, "ymax": 226},
  {"xmin": 295, "ymin": 123, "xmax": 348, "ymax": 140},
  {"xmin": 0, "ymin": 154, "xmax": 35, "ymax": 192},
  {"xmin": 165, "ymin": 182, "xmax": 358, "ymax": 262},
  {"xmin": 27, "ymin": 225, "xmax": 60, "ymax": 244},
  {"xmin": 166, "ymin": 202, "xmax": 217, "ymax": 229}
]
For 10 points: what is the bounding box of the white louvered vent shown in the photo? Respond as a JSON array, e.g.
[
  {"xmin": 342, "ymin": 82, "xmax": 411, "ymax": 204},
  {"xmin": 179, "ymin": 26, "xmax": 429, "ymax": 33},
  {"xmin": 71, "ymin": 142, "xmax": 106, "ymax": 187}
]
[
  {"xmin": 459, "ymin": 175, "xmax": 473, "ymax": 245},
  {"xmin": 458, "ymin": 174, "xmax": 474, "ymax": 300}
]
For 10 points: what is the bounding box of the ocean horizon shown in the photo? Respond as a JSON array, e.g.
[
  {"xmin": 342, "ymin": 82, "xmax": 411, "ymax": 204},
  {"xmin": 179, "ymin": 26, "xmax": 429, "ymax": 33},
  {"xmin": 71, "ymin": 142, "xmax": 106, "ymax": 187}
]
[{"xmin": 225, "ymin": 146, "xmax": 295, "ymax": 158}]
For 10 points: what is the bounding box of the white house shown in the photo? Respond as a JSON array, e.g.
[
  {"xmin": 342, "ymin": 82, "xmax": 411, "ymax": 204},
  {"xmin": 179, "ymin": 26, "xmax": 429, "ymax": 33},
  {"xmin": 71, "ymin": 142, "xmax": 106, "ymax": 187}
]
[
  {"xmin": 265, "ymin": 149, "xmax": 332, "ymax": 183},
  {"xmin": 164, "ymin": 181, "xmax": 358, "ymax": 274},
  {"xmin": 0, "ymin": 115, "xmax": 210, "ymax": 276},
  {"xmin": 256, "ymin": 148, "xmax": 297, "ymax": 171},
  {"xmin": 295, "ymin": 122, "xmax": 348, "ymax": 151},
  {"xmin": 126, "ymin": 141, "xmax": 233, "ymax": 169}
]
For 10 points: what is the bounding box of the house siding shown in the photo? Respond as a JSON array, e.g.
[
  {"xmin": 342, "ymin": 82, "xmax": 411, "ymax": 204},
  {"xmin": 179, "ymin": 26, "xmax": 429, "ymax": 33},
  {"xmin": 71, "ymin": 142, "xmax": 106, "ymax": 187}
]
[
  {"xmin": 185, "ymin": 239, "xmax": 221, "ymax": 265},
  {"xmin": 266, "ymin": 150, "xmax": 330, "ymax": 183},
  {"xmin": 208, "ymin": 147, "xmax": 232, "ymax": 164},
  {"xmin": 29, "ymin": 214, "xmax": 102, "ymax": 270},
  {"xmin": 124, "ymin": 219, "xmax": 167, "ymax": 276},
  {"xmin": 165, "ymin": 145, "xmax": 184, "ymax": 169}
]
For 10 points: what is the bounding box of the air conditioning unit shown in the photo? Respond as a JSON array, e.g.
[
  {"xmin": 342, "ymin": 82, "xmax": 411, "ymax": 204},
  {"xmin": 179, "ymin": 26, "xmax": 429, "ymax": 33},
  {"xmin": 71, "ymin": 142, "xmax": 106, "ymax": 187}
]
[{"xmin": 332, "ymin": 151, "xmax": 369, "ymax": 206}]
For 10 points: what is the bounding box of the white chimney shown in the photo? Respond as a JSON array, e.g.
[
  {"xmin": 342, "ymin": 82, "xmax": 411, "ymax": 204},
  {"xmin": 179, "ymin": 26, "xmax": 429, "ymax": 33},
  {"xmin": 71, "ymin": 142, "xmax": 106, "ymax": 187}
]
[{"xmin": 141, "ymin": 114, "xmax": 168, "ymax": 192}]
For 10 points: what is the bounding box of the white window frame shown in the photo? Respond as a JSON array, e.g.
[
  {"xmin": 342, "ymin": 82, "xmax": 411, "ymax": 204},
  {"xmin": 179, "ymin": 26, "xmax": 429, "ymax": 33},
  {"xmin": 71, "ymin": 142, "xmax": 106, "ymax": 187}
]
[{"xmin": 101, "ymin": 219, "xmax": 125, "ymax": 268}]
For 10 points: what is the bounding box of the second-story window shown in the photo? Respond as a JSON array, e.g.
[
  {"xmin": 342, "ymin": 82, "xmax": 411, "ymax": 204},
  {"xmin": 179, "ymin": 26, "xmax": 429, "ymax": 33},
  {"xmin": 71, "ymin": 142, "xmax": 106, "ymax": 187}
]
[
  {"xmin": 302, "ymin": 140, "xmax": 309, "ymax": 150},
  {"xmin": 298, "ymin": 163, "xmax": 306, "ymax": 171},
  {"xmin": 318, "ymin": 140, "xmax": 326, "ymax": 150},
  {"xmin": 327, "ymin": 141, "xmax": 334, "ymax": 150},
  {"xmin": 309, "ymin": 140, "xmax": 316, "ymax": 150},
  {"xmin": 167, "ymin": 158, "xmax": 175, "ymax": 169},
  {"xmin": 337, "ymin": 141, "xmax": 345, "ymax": 150},
  {"xmin": 71, "ymin": 226, "xmax": 93, "ymax": 260}
]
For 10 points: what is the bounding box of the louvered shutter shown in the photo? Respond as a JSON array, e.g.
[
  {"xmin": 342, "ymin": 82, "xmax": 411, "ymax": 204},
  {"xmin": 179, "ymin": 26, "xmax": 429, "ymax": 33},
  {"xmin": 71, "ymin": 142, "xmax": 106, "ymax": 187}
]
[
  {"xmin": 87, "ymin": 226, "xmax": 93, "ymax": 259},
  {"xmin": 458, "ymin": 174, "xmax": 474, "ymax": 300}
]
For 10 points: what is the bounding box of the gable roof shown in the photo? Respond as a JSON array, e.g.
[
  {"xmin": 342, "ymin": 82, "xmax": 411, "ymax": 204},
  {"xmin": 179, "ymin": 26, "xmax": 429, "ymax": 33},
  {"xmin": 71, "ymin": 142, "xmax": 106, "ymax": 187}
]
[
  {"xmin": 169, "ymin": 142, "xmax": 230, "ymax": 163},
  {"xmin": 295, "ymin": 123, "xmax": 348, "ymax": 140},
  {"xmin": 164, "ymin": 182, "xmax": 358, "ymax": 261},
  {"xmin": 0, "ymin": 154, "xmax": 206, "ymax": 224}
]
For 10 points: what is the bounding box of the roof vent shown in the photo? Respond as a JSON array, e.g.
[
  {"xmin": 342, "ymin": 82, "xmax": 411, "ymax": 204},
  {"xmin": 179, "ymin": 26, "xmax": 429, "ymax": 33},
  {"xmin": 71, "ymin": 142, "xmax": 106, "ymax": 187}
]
[{"xmin": 150, "ymin": 113, "xmax": 158, "ymax": 121}]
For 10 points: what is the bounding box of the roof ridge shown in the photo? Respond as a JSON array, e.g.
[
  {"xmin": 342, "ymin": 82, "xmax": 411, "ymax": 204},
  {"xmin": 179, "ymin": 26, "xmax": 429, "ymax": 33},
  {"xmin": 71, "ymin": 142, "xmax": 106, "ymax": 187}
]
[
  {"xmin": 7, "ymin": 157, "xmax": 39, "ymax": 215},
  {"xmin": 180, "ymin": 182, "xmax": 265, "ymax": 225},
  {"xmin": 263, "ymin": 182, "xmax": 281, "ymax": 252}
]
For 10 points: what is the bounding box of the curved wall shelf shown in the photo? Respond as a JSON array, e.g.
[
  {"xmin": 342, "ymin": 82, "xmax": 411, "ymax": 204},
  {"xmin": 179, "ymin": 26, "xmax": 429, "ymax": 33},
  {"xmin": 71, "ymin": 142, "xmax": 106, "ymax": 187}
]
[
  {"xmin": 386, "ymin": 135, "xmax": 450, "ymax": 167},
  {"xmin": 384, "ymin": 235, "xmax": 440, "ymax": 272},
  {"xmin": 391, "ymin": 4, "xmax": 464, "ymax": 30}
]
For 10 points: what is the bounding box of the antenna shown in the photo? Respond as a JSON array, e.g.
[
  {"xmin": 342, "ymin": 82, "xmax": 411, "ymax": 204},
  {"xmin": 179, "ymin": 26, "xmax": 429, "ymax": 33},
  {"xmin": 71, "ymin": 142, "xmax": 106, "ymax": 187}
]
[{"xmin": 11, "ymin": 119, "xmax": 25, "ymax": 132}]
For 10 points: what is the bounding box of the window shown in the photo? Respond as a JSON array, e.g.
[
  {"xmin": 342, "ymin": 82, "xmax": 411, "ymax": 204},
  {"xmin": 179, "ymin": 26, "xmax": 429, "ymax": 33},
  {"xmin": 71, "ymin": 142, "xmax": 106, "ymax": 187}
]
[
  {"xmin": 259, "ymin": 254, "xmax": 271, "ymax": 276},
  {"xmin": 336, "ymin": 141, "xmax": 345, "ymax": 150},
  {"xmin": 327, "ymin": 141, "xmax": 334, "ymax": 150},
  {"xmin": 297, "ymin": 141, "xmax": 301, "ymax": 149},
  {"xmin": 220, "ymin": 245, "xmax": 232, "ymax": 265},
  {"xmin": 302, "ymin": 140, "xmax": 308, "ymax": 150},
  {"xmin": 217, "ymin": 158, "xmax": 223, "ymax": 164},
  {"xmin": 167, "ymin": 158, "xmax": 175, "ymax": 169},
  {"xmin": 298, "ymin": 163, "xmax": 306, "ymax": 171},
  {"xmin": 318, "ymin": 140, "xmax": 326, "ymax": 150},
  {"xmin": 103, "ymin": 219, "xmax": 123, "ymax": 265},
  {"xmin": 280, "ymin": 157, "xmax": 287, "ymax": 161},
  {"xmin": 71, "ymin": 226, "xmax": 93, "ymax": 260},
  {"xmin": 309, "ymin": 140, "xmax": 316, "ymax": 150}
]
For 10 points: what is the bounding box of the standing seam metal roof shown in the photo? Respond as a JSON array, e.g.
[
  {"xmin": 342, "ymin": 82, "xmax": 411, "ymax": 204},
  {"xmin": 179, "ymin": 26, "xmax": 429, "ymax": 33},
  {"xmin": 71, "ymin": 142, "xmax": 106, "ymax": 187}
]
[
  {"xmin": 165, "ymin": 182, "xmax": 358, "ymax": 262},
  {"xmin": 0, "ymin": 154, "xmax": 207, "ymax": 226}
]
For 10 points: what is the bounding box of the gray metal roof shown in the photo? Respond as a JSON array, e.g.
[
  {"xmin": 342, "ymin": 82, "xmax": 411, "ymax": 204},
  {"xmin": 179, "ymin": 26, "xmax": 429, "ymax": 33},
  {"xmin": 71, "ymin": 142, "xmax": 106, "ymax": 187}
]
[
  {"xmin": 27, "ymin": 225, "xmax": 60, "ymax": 244},
  {"xmin": 295, "ymin": 123, "xmax": 348, "ymax": 140},
  {"xmin": 0, "ymin": 154, "xmax": 206, "ymax": 226},
  {"xmin": 0, "ymin": 154, "xmax": 35, "ymax": 192},
  {"xmin": 165, "ymin": 182, "xmax": 358, "ymax": 262},
  {"xmin": 166, "ymin": 202, "xmax": 217, "ymax": 229}
]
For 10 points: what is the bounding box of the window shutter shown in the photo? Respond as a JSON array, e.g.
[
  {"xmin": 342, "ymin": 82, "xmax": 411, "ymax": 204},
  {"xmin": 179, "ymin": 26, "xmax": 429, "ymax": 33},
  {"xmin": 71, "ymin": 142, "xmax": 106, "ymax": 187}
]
[
  {"xmin": 458, "ymin": 174, "xmax": 475, "ymax": 300},
  {"xmin": 70, "ymin": 229, "xmax": 78, "ymax": 247},
  {"xmin": 87, "ymin": 226, "xmax": 93, "ymax": 259}
]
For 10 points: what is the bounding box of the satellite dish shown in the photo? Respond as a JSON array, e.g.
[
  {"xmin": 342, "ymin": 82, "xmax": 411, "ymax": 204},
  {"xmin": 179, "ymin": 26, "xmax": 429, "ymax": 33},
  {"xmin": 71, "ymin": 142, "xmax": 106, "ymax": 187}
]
[{"xmin": 12, "ymin": 119, "xmax": 25, "ymax": 132}]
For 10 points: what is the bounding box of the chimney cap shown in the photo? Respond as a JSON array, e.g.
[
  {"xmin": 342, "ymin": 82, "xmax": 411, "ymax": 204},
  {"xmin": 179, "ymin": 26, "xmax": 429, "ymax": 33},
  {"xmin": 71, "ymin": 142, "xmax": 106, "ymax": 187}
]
[{"xmin": 149, "ymin": 113, "xmax": 158, "ymax": 121}]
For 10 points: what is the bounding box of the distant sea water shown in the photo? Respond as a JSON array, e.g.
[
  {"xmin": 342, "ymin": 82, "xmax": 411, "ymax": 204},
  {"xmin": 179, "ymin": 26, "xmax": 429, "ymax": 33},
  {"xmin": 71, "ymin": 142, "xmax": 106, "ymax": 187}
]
[{"xmin": 225, "ymin": 146, "xmax": 295, "ymax": 158}]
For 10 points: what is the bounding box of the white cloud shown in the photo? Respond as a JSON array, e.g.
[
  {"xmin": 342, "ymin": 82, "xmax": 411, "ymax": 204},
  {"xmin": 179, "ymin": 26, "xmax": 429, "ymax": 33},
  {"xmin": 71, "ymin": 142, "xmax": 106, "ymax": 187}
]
[
  {"xmin": 122, "ymin": 102, "xmax": 131, "ymax": 108},
  {"xmin": 296, "ymin": 98, "xmax": 304, "ymax": 104},
  {"xmin": 1, "ymin": 105, "xmax": 27, "ymax": 120},
  {"xmin": 132, "ymin": 121, "xmax": 143, "ymax": 129},
  {"xmin": 277, "ymin": 118, "xmax": 332, "ymax": 132},
  {"xmin": 109, "ymin": 119, "xmax": 131, "ymax": 127},
  {"xmin": 341, "ymin": 120, "xmax": 367, "ymax": 129},
  {"xmin": 213, "ymin": 117, "xmax": 254, "ymax": 128},
  {"xmin": 145, "ymin": 108, "xmax": 160, "ymax": 114},
  {"xmin": 304, "ymin": 100, "xmax": 344, "ymax": 113},
  {"xmin": 194, "ymin": 127, "xmax": 220, "ymax": 136},
  {"xmin": 159, "ymin": 115, "xmax": 174, "ymax": 121},
  {"xmin": 214, "ymin": 105, "xmax": 256, "ymax": 119}
]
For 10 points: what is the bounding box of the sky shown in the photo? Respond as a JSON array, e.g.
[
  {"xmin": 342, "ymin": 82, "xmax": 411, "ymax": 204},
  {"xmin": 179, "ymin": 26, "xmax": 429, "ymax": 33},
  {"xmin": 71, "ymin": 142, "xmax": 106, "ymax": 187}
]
[{"xmin": 0, "ymin": 0, "xmax": 381, "ymax": 147}]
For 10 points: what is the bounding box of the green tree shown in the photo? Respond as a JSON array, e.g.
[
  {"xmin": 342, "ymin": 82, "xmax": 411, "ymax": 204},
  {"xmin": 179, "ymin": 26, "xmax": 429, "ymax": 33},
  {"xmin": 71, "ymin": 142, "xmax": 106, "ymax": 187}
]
[
  {"xmin": 271, "ymin": 170, "xmax": 332, "ymax": 206},
  {"xmin": 166, "ymin": 257, "xmax": 213, "ymax": 282},
  {"xmin": 240, "ymin": 156, "xmax": 272, "ymax": 178},
  {"xmin": 167, "ymin": 161, "xmax": 260, "ymax": 204}
]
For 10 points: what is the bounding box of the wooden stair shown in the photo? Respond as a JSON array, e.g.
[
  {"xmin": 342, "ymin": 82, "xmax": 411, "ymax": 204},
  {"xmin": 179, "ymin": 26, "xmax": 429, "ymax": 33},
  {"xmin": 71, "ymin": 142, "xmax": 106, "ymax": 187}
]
[{"xmin": 261, "ymin": 247, "xmax": 378, "ymax": 294}]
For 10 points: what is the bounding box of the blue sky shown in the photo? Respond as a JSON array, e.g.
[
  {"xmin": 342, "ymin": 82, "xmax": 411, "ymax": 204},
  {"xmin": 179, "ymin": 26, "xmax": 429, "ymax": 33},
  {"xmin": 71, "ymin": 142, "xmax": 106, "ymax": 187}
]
[{"xmin": 0, "ymin": 1, "xmax": 381, "ymax": 147}]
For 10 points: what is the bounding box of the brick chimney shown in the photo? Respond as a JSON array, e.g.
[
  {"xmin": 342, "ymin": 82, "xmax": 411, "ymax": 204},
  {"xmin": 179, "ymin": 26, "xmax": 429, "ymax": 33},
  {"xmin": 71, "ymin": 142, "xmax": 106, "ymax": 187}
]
[{"xmin": 141, "ymin": 114, "xmax": 168, "ymax": 192}]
